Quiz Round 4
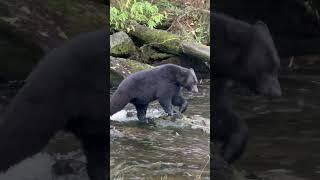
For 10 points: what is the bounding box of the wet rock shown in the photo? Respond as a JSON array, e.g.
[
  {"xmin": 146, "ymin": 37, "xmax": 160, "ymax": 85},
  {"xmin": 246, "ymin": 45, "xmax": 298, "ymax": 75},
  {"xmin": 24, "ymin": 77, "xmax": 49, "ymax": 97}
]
[
  {"xmin": 126, "ymin": 111, "xmax": 134, "ymax": 118},
  {"xmin": 171, "ymin": 113, "xmax": 183, "ymax": 121}
]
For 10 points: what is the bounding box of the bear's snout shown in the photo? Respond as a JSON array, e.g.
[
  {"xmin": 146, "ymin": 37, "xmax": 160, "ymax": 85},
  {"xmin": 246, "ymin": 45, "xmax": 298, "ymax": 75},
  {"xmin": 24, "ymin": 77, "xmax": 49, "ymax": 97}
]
[{"xmin": 258, "ymin": 76, "xmax": 282, "ymax": 98}]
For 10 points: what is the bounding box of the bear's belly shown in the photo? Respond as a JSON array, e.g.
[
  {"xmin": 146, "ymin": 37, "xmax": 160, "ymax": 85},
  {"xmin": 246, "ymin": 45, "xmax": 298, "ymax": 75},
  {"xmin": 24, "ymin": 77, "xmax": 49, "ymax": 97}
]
[{"xmin": 130, "ymin": 95, "xmax": 157, "ymax": 105}]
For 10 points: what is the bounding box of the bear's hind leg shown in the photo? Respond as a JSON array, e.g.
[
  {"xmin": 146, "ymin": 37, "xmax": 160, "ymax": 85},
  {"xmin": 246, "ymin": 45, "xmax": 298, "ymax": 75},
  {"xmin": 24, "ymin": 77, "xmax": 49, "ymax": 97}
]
[{"xmin": 134, "ymin": 103, "xmax": 153, "ymax": 124}]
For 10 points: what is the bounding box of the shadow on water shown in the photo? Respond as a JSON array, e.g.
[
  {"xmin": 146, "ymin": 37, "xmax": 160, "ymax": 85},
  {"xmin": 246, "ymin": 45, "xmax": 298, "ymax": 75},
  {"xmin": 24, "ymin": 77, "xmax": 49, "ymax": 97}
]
[
  {"xmin": 233, "ymin": 60, "xmax": 320, "ymax": 180},
  {"xmin": 110, "ymin": 82, "xmax": 210, "ymax": 179}
]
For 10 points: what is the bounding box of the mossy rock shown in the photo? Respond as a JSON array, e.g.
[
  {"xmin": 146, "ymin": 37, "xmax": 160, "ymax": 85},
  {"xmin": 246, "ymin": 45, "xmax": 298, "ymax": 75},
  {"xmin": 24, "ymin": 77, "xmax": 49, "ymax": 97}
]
[
  {"xmin": 110, "ymin": 70, "xmax": 123, "ymax": 87},
  {"xmin": 110, "ymin": 56, "xmax": 153, "ymax": 87},
  {"xmin": 111, "ymin": 31, "xmax": 137, "ymax": 57}
]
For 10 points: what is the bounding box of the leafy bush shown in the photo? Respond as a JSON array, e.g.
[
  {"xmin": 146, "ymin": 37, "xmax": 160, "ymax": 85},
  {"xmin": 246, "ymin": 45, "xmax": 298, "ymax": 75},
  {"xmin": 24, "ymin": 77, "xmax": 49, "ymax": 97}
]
[{"xmin": 110, "ymin": 0, "xmax": 167, "ymax": 32}]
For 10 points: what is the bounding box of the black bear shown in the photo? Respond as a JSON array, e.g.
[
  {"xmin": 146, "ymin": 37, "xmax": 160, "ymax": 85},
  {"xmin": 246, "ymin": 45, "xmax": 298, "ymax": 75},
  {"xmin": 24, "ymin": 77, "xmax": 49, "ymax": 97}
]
[
  {"xmin": 0, "ymin": 30, "xmax": 107, "ymax": 180},
  {"xmin": 110, "ymin": 64, "xmax": 198, "ymax": 123},
  {"xmin": 212, "ymin": 13, "xmax": 282, "ymax": 168}
]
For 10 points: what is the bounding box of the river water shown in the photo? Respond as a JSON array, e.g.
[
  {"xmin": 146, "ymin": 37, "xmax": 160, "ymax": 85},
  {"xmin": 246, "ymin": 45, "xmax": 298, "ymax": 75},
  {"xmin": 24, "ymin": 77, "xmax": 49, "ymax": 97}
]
[
  {"xmin": 233, "ymin": 61, "xmax": 320, "ymax": 180},
  {"xmin": 0, "ymin": 80, "xmax": 210, "ymax": 180},
  {"xmin": 110, "ymin": 81, "xmax": 210, "ymax": 179},
  {"xmin": 2, "ymin": 58, "xmax": 320, "ymax": 180}
]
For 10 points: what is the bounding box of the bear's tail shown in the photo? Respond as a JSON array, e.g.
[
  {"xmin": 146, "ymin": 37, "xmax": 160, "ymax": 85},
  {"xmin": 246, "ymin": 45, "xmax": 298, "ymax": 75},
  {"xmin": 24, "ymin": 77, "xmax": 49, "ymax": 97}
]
[
  {"xmin": 110, "ymin": 90, "xmax": 130, "ymax": 116},
  {"xmin": 0, "ymin": 95, "xmax": 66, "ymax": 172}
]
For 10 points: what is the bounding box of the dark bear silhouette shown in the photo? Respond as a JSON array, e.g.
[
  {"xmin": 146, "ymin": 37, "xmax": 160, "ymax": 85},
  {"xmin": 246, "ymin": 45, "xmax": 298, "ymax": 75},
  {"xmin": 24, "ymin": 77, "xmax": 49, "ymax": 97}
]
[
  {"xmin": 213, "ymin": 13, "xmax": 282, "ymax": 168},
  {"xmin": 0, "ymin": 31, "xmax": 107, "ymax": 180},
  {"xmin": 110, "ymin": 64, "xmax": 198, "ymax": 123}
]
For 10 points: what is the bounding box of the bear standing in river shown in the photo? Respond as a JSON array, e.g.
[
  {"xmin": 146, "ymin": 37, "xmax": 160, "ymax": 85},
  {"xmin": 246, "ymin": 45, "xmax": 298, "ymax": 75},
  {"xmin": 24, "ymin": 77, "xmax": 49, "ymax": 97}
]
[
  {"xmin": 0, "ymin": 31, "xmax": 107, "ymax": 180},
  {"xmin": 110, "ymin": 64, "xmax": 198, "ymax": 123},
  {"xmin": 213, "ymin": 13, "xmax": 282, "ymax": 168}
]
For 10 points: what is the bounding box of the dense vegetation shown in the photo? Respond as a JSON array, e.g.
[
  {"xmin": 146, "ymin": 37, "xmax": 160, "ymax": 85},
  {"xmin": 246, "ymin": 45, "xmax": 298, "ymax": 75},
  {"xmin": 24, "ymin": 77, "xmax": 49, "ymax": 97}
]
[{"xmin": 110, "ymin": 0, "xmax": 210, "ymax": 45}]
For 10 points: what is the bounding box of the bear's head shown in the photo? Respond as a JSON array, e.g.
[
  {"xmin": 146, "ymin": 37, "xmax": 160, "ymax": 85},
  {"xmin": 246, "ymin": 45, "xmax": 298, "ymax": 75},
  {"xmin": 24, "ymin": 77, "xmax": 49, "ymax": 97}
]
[
  {"xmin": 178, "ymin": 68, "xmax": 199, "ymax": 93},
  {"xmin": 236, "ymin": 21, "xmax": 282, "ymax": 97}
]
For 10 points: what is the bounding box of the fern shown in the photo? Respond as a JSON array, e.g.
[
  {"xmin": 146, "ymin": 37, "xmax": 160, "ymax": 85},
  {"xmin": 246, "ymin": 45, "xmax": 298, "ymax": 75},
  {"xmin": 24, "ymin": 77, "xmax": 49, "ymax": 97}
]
[{"xmin": 110, "ymin": 0, "xmax": 167, "ymax": 32}]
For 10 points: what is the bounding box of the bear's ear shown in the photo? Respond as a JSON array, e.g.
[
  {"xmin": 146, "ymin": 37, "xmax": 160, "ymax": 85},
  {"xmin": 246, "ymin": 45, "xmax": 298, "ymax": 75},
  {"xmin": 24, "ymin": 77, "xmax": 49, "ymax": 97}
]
[
  {"xmin": 182, "ymin": 69, "xmax": 189, "ymax": 74},
  {"xmin": 255, "ymin": 21, "xmax": 270, "ymax": 32},
  {"xmin": 255, "ymin": 21, "xmax": 266, "ymax": 27},
  {"xmin": 177, "ymin": 69, "xmax": 188, "ymax": 83}
]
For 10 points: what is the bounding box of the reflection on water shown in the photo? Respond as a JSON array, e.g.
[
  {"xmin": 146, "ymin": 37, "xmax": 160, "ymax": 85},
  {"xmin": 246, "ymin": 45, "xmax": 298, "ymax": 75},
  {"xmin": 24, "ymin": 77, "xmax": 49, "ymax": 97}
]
[
  {"xmin": 110, "ymin": 82, "xmax": 210, "ymax": 179},
  {"xmin": 233, "ymin": 68, "xmax": 320, "ymax": 179}
]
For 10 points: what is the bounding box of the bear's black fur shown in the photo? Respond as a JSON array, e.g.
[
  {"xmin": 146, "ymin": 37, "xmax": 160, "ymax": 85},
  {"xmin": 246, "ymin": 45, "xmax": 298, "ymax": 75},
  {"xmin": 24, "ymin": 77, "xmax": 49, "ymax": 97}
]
[
  {"xmin": 110, "ymin": 64, "xmax": 198, "ymax": 123},
  {"xmin": 0, "ymin": 31, "xmax": 107, "ymax": 180},
  {"xmin": 213, "ymin": 13, "xmax": 282, "ymax": 168}
]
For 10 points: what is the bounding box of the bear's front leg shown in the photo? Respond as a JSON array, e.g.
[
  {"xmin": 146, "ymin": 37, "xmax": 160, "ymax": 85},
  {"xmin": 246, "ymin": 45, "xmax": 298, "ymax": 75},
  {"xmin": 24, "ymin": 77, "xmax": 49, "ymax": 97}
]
[
  {"xmin": 159, "ymin": 96, "xmax": 174, "ymax": 116},
  {"xmin": 74, "ymin": 132, "xmax": 107, "ymax": 180},
  {"xmin": 172, "ymin": 94, "xmax": 188, "ymax": 114},
  {"xmin": 213, "ymin": 78, "xmax": 249, "ymax": 165}
]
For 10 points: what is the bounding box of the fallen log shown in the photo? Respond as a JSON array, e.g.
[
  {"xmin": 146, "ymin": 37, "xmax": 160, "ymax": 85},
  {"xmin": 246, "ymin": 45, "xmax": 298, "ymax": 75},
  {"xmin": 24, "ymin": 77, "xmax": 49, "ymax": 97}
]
[{"xmin": 128, "ymin": 21, "xmax": 210, "ymax": 66}]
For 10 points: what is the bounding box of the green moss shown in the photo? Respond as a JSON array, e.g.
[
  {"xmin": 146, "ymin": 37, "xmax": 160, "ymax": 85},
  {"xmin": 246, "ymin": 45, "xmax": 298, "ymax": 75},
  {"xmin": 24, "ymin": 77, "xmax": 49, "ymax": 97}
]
[
  {"xmin": 110, "ymin": 70, "xmax": 124, "ymax": 87},
  {"xmin": 150, "ymin": 52, "xmax": 172, "ymax": 60},
  {"xmin": 143, "ymin": 30, "xmax": 181, "ymax": 54},
  {"xmin": 111, "ymin": 40, "xmax": 136, "ymax": 57},
  {"xmin": 110, "ymin": 57, "xmax": 153, "ymax": 87},
  {"xmin": 129, "ymin": 21, "xmax": 182, "ymax": 55},
  {"xmin": 125, "ymin": 59, "xmax": 152, "ymax": 74}
]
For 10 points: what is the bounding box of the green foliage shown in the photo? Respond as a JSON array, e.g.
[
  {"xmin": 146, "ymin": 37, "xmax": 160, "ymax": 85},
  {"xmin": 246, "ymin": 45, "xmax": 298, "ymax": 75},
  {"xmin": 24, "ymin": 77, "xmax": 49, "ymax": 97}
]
[
  {"xmin": 110, "ymin": 0, "xmax": 167, "ymax": 32},
  {"xmin": 191, "ymin": 13, "xmax": 209, "ymax": 44},
  {"xmin": 157, "ymin": 0, "xmax": 181, "ymax": 16},
  {"xmin": 156, "ymin": 0, "xmax": 209, "ymax": 44}
]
